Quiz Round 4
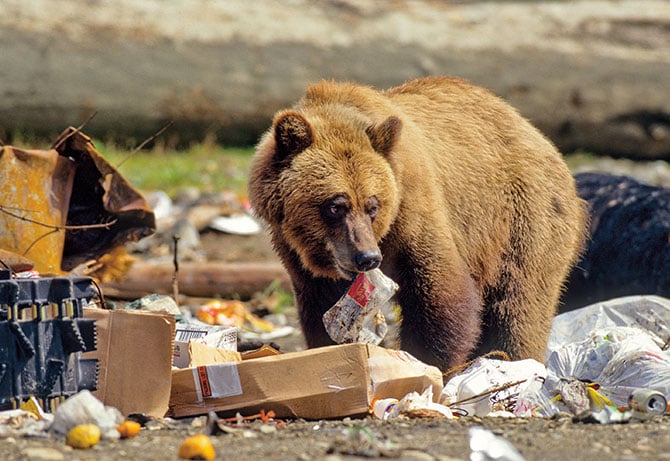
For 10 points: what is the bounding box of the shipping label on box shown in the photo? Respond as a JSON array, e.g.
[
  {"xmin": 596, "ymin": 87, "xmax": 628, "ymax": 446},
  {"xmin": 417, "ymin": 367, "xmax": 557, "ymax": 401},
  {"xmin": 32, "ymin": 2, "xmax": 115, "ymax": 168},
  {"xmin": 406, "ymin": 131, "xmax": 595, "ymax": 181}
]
[{"xmin": 173, "ymin": 323, "xmax": 238, "ymax": 369}]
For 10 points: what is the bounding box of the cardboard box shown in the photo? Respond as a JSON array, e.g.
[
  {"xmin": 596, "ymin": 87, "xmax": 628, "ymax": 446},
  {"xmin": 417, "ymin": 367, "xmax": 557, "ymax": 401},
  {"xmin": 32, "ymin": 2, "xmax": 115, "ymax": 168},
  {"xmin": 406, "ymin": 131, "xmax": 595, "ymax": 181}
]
[
  {"xmin": 169, "ymin": 343, "xmax": 443, "ymax": 420},
  {"xmin": 83, "ymin": 308, "xmax": 175, "ymax": 417}
]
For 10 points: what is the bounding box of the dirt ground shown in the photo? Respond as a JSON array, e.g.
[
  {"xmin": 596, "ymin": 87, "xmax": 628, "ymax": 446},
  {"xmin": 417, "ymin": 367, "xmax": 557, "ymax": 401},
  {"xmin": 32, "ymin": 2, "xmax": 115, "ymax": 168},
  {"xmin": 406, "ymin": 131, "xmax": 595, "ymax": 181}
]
[{"xmin": 2, "ymin": 229, "xmax": 670, "ymax": 461}]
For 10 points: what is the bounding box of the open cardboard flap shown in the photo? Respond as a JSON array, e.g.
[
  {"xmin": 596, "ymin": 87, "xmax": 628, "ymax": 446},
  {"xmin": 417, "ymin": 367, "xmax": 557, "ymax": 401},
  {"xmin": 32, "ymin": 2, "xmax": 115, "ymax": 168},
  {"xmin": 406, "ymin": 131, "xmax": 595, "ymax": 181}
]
[
  {"xmin": 83, "ymin": 307, "xmax": 175, "ymax": 417},
  {"xmin": 169, "ymin": 343, "xmax": 443, "ymax": 420}
]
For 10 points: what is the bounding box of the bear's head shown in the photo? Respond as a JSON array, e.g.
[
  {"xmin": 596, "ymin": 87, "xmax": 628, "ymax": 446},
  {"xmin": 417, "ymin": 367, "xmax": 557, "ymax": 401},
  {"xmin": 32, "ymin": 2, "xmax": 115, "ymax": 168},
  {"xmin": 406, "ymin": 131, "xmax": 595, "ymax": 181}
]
[{"xmin": 249, "ymin": 109, "xmax": 402, "ymax": 280}]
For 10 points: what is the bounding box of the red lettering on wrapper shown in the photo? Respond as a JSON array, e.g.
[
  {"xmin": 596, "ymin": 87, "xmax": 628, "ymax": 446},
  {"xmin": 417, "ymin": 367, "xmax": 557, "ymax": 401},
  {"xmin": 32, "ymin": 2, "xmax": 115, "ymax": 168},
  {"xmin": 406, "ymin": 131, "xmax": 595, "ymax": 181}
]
[{"xmin": 347, "ymin": 273, "xmax": 375, "ymax": 307}]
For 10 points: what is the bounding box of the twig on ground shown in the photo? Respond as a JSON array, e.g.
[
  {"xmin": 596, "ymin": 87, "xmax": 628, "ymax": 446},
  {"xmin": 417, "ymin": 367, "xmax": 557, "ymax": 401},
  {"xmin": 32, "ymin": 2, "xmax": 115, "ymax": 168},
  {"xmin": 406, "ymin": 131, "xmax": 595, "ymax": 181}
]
[
  {"xmin": 51, "ymin": 111, "xmax": 98, "ymax": 150},
  {"xmin": 172, "ymin": 234, "xmax": 180, "ymax": 304}
]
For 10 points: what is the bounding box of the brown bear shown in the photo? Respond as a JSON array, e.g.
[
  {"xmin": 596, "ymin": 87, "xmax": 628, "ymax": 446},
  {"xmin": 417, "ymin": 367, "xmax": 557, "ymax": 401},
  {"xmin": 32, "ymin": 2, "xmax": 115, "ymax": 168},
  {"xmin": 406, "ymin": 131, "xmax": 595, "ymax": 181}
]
[{"xmin": 249, "ymin": 76, "xmax": 586, "ymax": 371}]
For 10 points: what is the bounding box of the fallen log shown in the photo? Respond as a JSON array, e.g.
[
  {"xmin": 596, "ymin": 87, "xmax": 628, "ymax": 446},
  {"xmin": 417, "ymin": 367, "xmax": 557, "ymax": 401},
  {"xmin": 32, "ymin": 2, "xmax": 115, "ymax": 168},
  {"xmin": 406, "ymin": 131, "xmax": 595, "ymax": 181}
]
[
  {"xmin": 1, "ymin": 0, "xmax": 668, "ymax": 158},
  {"xmin": 100, "ymin": 261, "xmax": 291, "ymax": 300}
]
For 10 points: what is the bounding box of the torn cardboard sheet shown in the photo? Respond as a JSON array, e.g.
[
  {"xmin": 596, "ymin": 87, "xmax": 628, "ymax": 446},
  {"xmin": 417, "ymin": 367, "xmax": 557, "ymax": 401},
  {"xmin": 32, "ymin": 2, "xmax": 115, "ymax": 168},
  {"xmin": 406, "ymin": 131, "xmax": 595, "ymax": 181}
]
[
  {"xmin": 169, "ymin": 343, "xmax": 443, "ymax": 420},
  {"xmin": 83, "ymin": 307, "xmax": 175, "ymax": 418}
]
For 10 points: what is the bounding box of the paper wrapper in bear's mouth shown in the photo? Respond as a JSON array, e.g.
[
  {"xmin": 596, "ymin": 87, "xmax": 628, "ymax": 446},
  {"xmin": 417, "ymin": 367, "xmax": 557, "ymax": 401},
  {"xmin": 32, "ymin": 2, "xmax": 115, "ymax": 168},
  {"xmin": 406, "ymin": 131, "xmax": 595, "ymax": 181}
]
[{"xmin": 322, "ymin": 268, "xmax": 399, "ymax": 345}]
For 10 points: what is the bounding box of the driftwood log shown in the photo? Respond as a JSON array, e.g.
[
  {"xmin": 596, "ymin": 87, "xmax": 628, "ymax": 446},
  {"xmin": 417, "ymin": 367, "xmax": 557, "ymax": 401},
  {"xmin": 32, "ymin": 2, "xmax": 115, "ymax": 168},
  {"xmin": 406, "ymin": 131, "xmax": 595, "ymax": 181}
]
[
  {"xmin": 101, "ymin": 261, "xmax": 291, "ymax": 300},
  {"xmin": 0, "ymin": 0, "xmax": 668, "ymax": 159}
]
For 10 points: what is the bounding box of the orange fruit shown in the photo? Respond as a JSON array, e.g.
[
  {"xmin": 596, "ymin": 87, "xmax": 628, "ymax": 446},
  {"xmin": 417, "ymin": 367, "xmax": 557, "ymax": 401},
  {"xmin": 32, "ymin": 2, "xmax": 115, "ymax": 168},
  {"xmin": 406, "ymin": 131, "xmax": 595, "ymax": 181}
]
[
  {"xmin": 178, "ymin": 434, "xmax": 216, "ymax": 460},
  {"xmin": 117, "ymin": 420, "xmax": 142, "ymax": 439}
]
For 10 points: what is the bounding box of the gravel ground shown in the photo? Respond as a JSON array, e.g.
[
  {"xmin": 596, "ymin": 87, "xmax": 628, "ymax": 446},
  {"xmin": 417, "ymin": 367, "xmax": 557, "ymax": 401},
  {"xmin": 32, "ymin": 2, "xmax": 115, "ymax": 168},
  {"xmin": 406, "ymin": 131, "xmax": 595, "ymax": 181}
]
[{"xmin": 3, "ymin": 410, "xmax": 670, "ymax": 461}]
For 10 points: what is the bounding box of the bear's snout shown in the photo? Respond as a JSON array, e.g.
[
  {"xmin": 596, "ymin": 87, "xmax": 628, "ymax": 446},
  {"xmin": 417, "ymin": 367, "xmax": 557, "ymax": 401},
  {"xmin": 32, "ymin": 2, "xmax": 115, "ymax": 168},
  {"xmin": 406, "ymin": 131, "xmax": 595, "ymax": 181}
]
[{"xmin": 354, "ymin": 249, "xmax": 382, "ymax": 272}]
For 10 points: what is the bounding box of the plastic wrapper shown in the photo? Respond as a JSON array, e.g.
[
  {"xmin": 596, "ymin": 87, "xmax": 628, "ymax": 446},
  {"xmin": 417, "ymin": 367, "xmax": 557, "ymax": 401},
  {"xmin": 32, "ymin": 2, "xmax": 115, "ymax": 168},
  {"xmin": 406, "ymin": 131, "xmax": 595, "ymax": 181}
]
[
  {"xmin": 322, "ymin": 269, "xmax": 398, "ymax": 345},
  {"xmin": 441, "ymin": 358, "xmax": 546, "ymax": 417},
  {"xmin": 469, "ymin": 426, "xmax": 526, "ymax": 461},
  {"xmin": 513, "ymin": 376, "xmax": 560, "ymax": 418},
  {"xmin": 374, "ymin": 387, "xmax": 452, "ymax": 419}
]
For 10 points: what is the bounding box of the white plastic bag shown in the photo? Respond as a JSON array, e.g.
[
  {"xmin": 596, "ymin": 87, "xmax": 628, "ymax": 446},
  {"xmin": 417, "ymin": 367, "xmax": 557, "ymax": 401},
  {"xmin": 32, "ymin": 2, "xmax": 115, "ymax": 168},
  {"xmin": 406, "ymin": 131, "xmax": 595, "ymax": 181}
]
[
  {"xmin": 441, "ymin": 358, "xmax": 546, "ymax": 417},
  {"xmin": 548, "ymin": 295, "xmax": 670, "ymax": 355},
  {"xmin": 50, "ymin": 390, "xmax": 124, "ymax": 440},
  {"xmin": 545, "ymin": 326, "xmax": 670, "ymax": 407}
]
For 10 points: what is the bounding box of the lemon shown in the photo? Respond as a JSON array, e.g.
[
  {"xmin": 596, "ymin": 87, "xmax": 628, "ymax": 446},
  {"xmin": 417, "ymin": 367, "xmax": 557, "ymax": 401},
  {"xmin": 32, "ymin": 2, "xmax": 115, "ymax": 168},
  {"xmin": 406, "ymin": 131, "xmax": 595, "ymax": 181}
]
[{"xmin": 66, "ymin": 424, "xmax": 101, "ymax": 449}]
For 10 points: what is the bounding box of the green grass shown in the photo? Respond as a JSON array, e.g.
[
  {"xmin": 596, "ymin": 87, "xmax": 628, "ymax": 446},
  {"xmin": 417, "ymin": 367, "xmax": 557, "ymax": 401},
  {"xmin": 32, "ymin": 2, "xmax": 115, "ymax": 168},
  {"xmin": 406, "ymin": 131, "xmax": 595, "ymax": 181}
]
[
  {"xmin": 97, "ymin": 141, "xmax": 255, "ymax": 197},
  {"xmin": 563, "ymin": 151, "xmax": 597, "ymax": 173}
]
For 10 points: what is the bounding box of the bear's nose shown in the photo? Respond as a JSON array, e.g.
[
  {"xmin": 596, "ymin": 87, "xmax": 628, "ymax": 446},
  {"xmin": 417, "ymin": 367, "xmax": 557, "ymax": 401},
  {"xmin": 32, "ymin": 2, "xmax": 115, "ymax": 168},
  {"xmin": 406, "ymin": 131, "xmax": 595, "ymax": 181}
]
[{"xmin": 354, "ymin": 250, "xmax": 382, "ymax": 272}]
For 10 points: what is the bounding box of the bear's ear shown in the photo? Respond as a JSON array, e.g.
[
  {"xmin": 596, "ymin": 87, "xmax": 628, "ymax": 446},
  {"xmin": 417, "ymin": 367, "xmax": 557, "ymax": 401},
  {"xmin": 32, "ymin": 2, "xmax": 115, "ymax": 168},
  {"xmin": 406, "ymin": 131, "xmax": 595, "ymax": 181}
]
[
  {"xmin": 273, "ymin": 111, "xmax": 314, "ymax": 159},
  {"xmin": 366, "ymin": 116, "xmax": 402, "ymax": 156}
]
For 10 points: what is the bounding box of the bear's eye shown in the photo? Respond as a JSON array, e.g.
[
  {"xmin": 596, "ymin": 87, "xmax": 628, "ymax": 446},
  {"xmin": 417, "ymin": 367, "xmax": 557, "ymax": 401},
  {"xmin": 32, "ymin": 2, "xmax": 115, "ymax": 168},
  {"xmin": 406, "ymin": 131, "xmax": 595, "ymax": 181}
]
[
  {"xmin": 366, "ymin": 197, "xmax": 380, "ymax": 221},
  {"xmin": 321, "ymin": 196, "xmax": 349, "ymax": 223}
]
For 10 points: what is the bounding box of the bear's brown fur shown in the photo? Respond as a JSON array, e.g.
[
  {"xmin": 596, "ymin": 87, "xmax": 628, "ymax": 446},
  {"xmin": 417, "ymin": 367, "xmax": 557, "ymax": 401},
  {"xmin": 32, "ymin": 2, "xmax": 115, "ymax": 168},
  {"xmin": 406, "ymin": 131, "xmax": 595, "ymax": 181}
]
[{"xmin": 249, "ymin": 76, "xmax": 586, "ymax": 371}]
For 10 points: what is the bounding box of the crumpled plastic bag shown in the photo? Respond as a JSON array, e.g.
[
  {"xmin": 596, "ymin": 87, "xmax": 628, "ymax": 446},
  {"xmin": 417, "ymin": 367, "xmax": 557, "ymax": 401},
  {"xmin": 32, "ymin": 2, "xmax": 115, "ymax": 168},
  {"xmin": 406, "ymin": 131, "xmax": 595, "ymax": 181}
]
[
  {"xmin": 322, "ymin": 269, "xmax": 398, "ymax": 345},
  {"xmin": 545, "ymin": 326, "xmax": 670, "ymax": 407},
  {"xmin": 548, "ymin": 295, "xmax": 670, "ymax": 355},
  {"xmin": 441, "ymin": 357, "xmax": 547, "ymax": 417},
  {"xmin": 374, "ymin": 386, "xmax": 453, "ymax": 420},
  {"xmin": 50, "ymin": 390, "xmax": 124, "ymax": 440}
]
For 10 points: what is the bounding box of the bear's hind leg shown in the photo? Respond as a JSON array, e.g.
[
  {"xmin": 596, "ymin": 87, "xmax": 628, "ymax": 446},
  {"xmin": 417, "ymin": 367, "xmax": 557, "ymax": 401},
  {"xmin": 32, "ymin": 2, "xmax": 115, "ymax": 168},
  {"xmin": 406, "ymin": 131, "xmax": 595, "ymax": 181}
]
[{"xmin": 477, "ymin": 258, "xmax": 565, "ymax": 363}]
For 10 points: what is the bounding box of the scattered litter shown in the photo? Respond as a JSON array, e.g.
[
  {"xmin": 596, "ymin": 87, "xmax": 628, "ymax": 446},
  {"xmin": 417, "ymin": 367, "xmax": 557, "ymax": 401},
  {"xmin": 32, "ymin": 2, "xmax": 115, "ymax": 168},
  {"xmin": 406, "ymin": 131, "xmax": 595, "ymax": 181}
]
[
  {"xmin": 50, "ymin": 390, "xmax": 123, "ymax": 440},
  {"xmin": 194, "ymin": 298, "xmax": 294, "ymax": 341},
  {"xmin": 629, "ymin": 388, "xmax": 667, "ymax": 420},
  {"xmin": 554, "ymin": 377, "xmax": 591, "ymax": 416},
  {"xmin": 169, "ymin": 342, "xmax": 444, "ymax": 419},
  {"xmin": 545, "ymin": 326, "xmax": 670, "ymax": 409},
  {"xmin": 441, "ymin": 358, "xmax": 546, "ymax": 417},
  {"xmin": 20, "ymin": 396, "xmax": 49, "ymax": 420},
  {"xmin": 469, "ymin": 426, "xmax": 526, "ymax": 461},
  {"xmin": 0, "ymin": 409, "xmax": 53, "ymax": 438},
  {"xmin": 213, "ymin": 409, "xmax": 284, "ymax": 429},
  {"xmin": 173, "ymin": 321, "xmax": 240, "ymax": 369},
  {"xmin": 145, "ymin": 190, "xmax": 174, "ymax": 221},
  {"xmin": 323, "ymin": 268, "xmax": 398, "ymax": 345},
  {"xmin": 371, "ymin": 398, "xmax": 399, "ymax": 420},
  {"xmin": 382, "ymin": 386, "xmax": 453, "ymax": 419},
  {"xmin": 541, "ymin": 296, "xmax": 670, "ymax": 422},
  {"xmin": 196, "ymin": 299, "xmax": 271, "ymax": 331},
  {"xmin": 126, "ymin": 293, "xmax": 182, "ymax": 317},
  {"xmin": 328, "ymin": 424, "xmax": 399, "ymax": 458},
  {"xmin": 209, "ymin": 214, "xmax": 262, "ymax": 235}
]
